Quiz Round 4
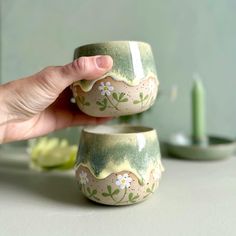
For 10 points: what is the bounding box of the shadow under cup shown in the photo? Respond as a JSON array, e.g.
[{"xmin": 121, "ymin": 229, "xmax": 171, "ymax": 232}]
[
  {"xmin": 75, "ymin": 125, "xmax": 164, "ymax": 205},
  {"xmin": 71, "ymin": 41, "xmax": 159, "ymax": 117}
]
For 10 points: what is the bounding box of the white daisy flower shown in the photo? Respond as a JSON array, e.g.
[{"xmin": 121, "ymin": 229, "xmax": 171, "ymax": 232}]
[
  {"xmin": 115, "ymin": 173, "xmax": 132, "ymax": 190},
  {"xmin": 79, "ymin": 171, "xmax": 89, "ymax": 185},
  {"xmin": 98, "ymin": 82, "xmax": 114, "ymax": 96}
]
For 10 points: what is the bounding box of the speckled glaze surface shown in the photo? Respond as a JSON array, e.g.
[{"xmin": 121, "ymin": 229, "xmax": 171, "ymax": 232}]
[
  {"xmin": 75, "ymin": 125, "xmax": 164, "ymax": 205},
  {"xmin": 72, "ymin": 41, "xmax": 159, "ymax": 117}
]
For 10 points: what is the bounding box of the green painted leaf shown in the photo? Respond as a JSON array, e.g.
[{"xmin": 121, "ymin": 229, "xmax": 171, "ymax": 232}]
[
  {"xmin": 87, "ymin": 187, "xmax": 91, "ymax": 194},
  {"xmin": 133, "ymin": 194, "xmax": 139, "ymax": 200},
  {"xmin": 99, "ymin": 107, "xmax": 106, "ymax": 111},
  {"xmin": 96, "ymin": 101, "xmax": 103, "ymax": 106},
  {"xmin": 93, "ymin": 196, "xmax": 100, "ymax": 201},
  {"xmin": 107, "ymin": 185, "xmax": 112, "ymax": 194},
  {"xmin": 112, "ymin": 93, "xmax": 118, "ymax": 101},
  {"xmin": 112, "ymin": 189, "xmax": 120, "ymax": 195},
  {"xmin": 92, "ymin": 189, "xmax": 97, "ymax": 195},
  {"xmin": 103, "ymin": 98, "xmax": 108, "ymax": 105},
  {"xmin": 128, "ymin": 193, "xmax": 138, "ymax": 203},
  {"xmin": 139, "ymin": 92, "xmax": 143, "ymax": 99},
  {"xmin": 138, "ymin": 179, "xmax": 145, "ymax": 186},
  {"xmin": 133, "ymin": 100, "xmax": 140, "ymax": 104},
  {"xmin": 146, "ymin": 188, "xmax": 151, "ymax": 193},
  {"xmin": 128, "ymin": 193, "xmax": 134, "ymax": 201},
  {"xmin": 119, "ymin": 93, "xmax": 125, "ymax": 100},
  {"xmin": 102, "ymin": 192, "xmax": 110, "ymax": 197},
  {"xmin": 120, "ymin": 98, "xmax": 128, "ymax": 102},
  {"xmin": 144, "ymin": 95, "xmax": 149, "ymax": 100}
]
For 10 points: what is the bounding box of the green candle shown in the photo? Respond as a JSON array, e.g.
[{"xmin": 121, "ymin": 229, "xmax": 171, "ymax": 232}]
[{"xmin": 192, "ymin": 79, "xmax": 206, "ymax": 143}]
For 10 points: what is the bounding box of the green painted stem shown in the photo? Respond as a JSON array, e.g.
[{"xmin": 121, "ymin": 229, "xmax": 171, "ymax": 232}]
[
  {"xmin": 105, "ymin": 94, "xmax": 119, "ymax": 111},
  {"xmin": 111, "ymin": 194, "xmax": 117, "ymax": 203},
  {"xmin": 116, "ymin": 188, "xmax": 127, "ymax": 204}
]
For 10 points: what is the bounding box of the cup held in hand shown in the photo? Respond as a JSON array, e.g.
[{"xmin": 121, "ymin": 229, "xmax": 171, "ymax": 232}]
[{"xmin": 71, "ymin": 41, "xmax": 159, "ymax": 117}]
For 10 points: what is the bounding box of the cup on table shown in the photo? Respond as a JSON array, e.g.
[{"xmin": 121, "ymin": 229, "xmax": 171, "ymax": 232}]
[{"xmin": 75, "ymin": 125, "xmax": 164, "ymax": 205}]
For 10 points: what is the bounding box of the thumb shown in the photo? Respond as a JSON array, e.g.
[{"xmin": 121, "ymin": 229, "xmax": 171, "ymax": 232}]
[
  {"xmin": 41, "ymin": 55, "xmax": 113, "ymax": 93},
  {"xmin": 3, "ymin": 55, "xmax": 113, "ymax": 120}
]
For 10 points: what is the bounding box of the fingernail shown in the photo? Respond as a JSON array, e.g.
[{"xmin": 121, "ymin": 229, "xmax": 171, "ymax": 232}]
[{"xmin": 96, "ymin": 55, "xmax": 112, "ymax": 69}]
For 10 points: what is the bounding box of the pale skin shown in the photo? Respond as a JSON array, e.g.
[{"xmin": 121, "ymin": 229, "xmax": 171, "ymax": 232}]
[{"xmin": 0, "ymin": 55, "xmax": 113, "ymax": 144}]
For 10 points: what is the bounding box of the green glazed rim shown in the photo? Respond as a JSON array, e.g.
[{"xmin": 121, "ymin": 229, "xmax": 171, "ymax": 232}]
[
  {"xmin": 73, "ymin": 41, "xmax": 157, "ymax": 91},
  {"xmin": 76, "ymin": 125, "xmax": 161, "ymax": 182},
  {"xmin": 74, "ymin": 40, "xmax": 152, "ymax": 52},
  {"xmin": 82, "ymin": 124, "xmax": 155, "ymax": 136}
]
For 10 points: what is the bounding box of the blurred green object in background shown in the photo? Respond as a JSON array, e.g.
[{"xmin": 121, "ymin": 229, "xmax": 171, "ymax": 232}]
[{"xmin": 28, "ymin": 136, "xmax": 78, "ymax": 171}]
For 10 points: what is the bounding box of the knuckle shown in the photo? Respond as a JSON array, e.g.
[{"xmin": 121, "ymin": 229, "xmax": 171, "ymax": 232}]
[
  {"xmin": 73, "ymin": 57, "xmax": 89, "ymax": 72},
  {"xmin": 39, "ymin": 66, "xmax": 62, "ymax": 93},
  {"xmin": 42, "ymin": 66, "xmax": 58, "ymax": 79}
]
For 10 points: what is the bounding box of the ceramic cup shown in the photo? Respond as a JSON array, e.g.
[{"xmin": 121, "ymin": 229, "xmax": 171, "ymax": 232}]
[
  {"xmin": 71, "ymin": 41, "xmax": 159, "ymax": 117},
  {"xmin": 75, "ymin": 125, "xmax": 164, "ymax": 205}
]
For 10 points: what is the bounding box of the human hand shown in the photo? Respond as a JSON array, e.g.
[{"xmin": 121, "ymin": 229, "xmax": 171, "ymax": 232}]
[{"xmin": 0, "ymin": 55, "xmax": 113, "ymax": 143}]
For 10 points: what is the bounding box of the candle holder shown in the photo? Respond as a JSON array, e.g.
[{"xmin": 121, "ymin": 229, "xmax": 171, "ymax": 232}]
[
  {"xmin": 166, "ymin": 133, "xmax": 236, "ymax": 160},
  {"xmin": 166, "ymin": 76, "xmax": 236, "ymax": 160}
]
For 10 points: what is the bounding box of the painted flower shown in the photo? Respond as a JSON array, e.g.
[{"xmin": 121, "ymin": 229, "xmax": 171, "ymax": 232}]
[
  {"xmin": 98, "ymin": 82, "xmax": 114, "ymax": 96},
  {"xmin": 115, "ymin": 173, "xmax": 132, "ymax": 190},
  {"xmin": 79, "ymin": 171, "xmax": 89, "ymax": 185}
]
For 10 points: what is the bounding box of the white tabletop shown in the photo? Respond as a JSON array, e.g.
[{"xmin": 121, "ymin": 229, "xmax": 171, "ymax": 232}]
[{"xmin": 0, "ymin": 148, "xmax": 235, "ymax": 236}]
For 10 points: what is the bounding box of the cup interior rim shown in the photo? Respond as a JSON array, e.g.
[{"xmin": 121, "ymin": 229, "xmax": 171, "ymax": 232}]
[{"xmin": 82, "ymin": 125, "xmax": 155, "ymax": 135}]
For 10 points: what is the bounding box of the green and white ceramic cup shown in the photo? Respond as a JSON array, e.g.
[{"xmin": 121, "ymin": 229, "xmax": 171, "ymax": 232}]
[
  {"xmin": 75, "ymin": 125, "xmax": 164, "ymax": 205},
  {"xmin": 71, "ymin": 41, "xmax": 159, "ymax": 117}
]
